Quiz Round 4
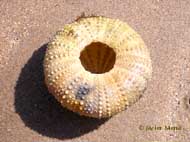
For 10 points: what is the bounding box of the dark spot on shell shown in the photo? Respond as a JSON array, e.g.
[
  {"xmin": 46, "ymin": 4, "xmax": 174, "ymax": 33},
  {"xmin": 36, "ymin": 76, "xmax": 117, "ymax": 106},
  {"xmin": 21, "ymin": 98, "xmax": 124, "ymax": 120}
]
[
  {"xmin": 76, "ymin": 84, "xmax": 91, "ymax": 100},
  {"xmin": 75, "ymin": 12, "xmax": 105, "ymax": 22},
  {"xmin": 68, "ymin": 29, "xmax": 74, "ymax": 36},
  {"xmin": 75, "ymin": 12, "xmax": 86, "ymax": 21}
]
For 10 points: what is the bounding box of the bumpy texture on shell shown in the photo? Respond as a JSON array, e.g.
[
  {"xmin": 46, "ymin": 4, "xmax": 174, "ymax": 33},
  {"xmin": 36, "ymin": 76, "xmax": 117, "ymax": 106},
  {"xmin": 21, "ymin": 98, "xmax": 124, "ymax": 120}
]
[{"xmin": 44, "ymin": 16, "xmax": 152, "ymax": 118}]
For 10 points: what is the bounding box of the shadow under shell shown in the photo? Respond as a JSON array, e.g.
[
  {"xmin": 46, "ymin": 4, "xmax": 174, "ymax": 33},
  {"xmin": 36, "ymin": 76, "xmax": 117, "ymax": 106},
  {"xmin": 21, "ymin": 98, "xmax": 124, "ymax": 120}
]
[{"xmin": 14, "ymin": 44, "xmax": 108, "ymax": 139}]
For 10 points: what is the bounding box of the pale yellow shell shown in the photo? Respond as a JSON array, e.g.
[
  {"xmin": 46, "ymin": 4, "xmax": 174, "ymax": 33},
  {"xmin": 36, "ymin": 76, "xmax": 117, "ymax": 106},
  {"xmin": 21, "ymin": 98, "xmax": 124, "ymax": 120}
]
[{"xmin": 43, "ymin": 16, "xmax": 152, "ymax": 118}]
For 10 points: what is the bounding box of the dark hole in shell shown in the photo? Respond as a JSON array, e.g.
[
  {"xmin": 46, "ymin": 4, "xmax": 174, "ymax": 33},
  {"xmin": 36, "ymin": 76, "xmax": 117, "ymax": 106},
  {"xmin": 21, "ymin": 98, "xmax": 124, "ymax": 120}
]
[{"xmin": 79, "ymin": 42, "xmax": 116, "ymax": 74}]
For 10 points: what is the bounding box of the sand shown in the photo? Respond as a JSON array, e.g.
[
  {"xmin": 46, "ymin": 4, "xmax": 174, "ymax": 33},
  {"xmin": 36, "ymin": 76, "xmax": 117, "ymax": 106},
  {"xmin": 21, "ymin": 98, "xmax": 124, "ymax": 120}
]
[{"xmin": 1, "ymin": 0, "xmax": 190, "ymax": 142}]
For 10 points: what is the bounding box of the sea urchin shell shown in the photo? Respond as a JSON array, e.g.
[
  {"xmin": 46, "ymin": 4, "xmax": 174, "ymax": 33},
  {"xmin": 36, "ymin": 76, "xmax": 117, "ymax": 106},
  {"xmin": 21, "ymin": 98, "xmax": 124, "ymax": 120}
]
[{"xmin": 43, "ymin": 16, "xmax": 152, "ymax": 118}]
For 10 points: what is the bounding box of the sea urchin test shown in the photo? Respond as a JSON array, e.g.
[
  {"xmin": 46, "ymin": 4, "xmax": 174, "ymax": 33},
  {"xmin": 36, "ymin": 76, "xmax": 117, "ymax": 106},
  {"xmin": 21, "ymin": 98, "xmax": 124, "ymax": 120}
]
[{"xmin": 43, "ymin": 16, "xmax": 152, "ymax": 118}]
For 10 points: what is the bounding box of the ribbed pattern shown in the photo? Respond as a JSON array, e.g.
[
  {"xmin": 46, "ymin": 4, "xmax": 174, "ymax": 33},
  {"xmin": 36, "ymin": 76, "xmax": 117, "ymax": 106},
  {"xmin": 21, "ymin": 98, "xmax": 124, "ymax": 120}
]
[{"xmin": 44, "ymin": 16, "xmax": 152, "ymax": 118}]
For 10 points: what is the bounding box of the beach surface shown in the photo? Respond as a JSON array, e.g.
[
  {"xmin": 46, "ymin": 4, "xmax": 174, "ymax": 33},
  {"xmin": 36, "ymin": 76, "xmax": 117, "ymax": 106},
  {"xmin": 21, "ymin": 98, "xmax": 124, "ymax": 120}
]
[{"xmin": 0, "ymin": 0, "xmax": 190, "ymax": 142}]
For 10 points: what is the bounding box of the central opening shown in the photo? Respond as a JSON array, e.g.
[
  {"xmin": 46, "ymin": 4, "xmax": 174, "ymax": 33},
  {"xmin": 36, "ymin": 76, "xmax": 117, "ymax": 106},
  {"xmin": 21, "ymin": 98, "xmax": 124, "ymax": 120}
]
[{"xmin": 79, "ymin": 42, "xmax": 116, "ymax": 74}]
